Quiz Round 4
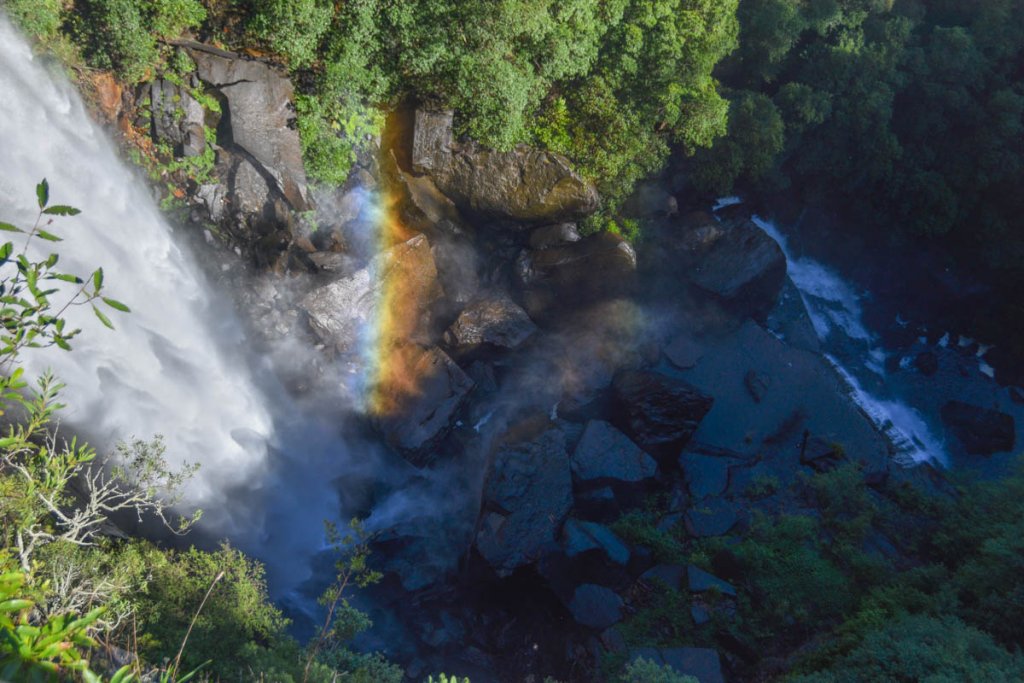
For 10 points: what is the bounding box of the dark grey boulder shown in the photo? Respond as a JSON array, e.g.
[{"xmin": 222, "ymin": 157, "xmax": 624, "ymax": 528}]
[
  {"xmin": 516, "ymin": 232, "xmax": 637, "ymax": 317},
  {"xmin": 444, "ymin": 295, "xmax": 537, "ymax": 352},
  {"xmin": 571, "ymin": 420, "xmax": 658, "ymax": 487},
  {"xmin": 640, "ymin": 564, "xmax": 685, "ymax": 591},
  {"xmin": 569, "ymin": 584, "xmax": 623, "ymax": 630},
  {"xmin": 189, "ymin": 45, "xmax": 309, "ymax": 209},
  {"xmin": 562, "ymin": 520, "xmax": 630, "ymax": 566},
  {"xmin": 410, "ymin": 109, "xmax": 600, "ymax": 222},
  {"xmin": 686, "ymin": 499, "xmax": 738, "ymax": 537},
  {"xmin": 622, "ymin": 181, "xmax": 678, "ymax": 218},
  {"xmin": 680, "ymin": 453, "xmax": 730, "ymax": 499},
  {"xmin": 687, "ymin": 565, "xmax": 736, "ymax": 597},
  {"xmin": 664, "ymin": 334, "xmax": 703, "ymax": 370},
  {"xmin": 476, "ymin": 429, "xmax": 573, "ymax": 575},
  {"xmin": 612, "ymin": 370, "xmax": 714, "ymax": 457},
  {"xmin": 300, "ymin": 233, "xmax": 443, "ymax": 354},
  {"xmin": 374, "ymin": 345, "xmax": 474, "ymax": 461},
  {"xmin": 941, "ymin": 400, "xmax": 1015, "ymax": 455},
  {"xmin": 683, "ymin": 218, "xmax": 786, "ymax": 321},
  {"xmin": 529, "ymin": 222, "xmax": 581, "ymax": 250}
]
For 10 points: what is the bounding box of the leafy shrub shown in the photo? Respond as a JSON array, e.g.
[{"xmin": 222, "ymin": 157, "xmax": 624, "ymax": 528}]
[
  {"xmin": 72, "ymin": 0, "xmax": 205, "ymax": 81},
  {"xmin": 246, "ymin": 0, "xmax": 334, "ymax": 68},
  {"xmin": 2, "ymin": 0, "xmax": 64, "ymax": 43},
  {"xmin": 620, "ymin": 657, "xmax": 698, "ymax": 683}
]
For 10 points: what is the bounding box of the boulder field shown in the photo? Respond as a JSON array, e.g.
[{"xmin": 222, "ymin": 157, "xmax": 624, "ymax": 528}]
[{"xmin": 116, "ymin": 44, "xmax": 1017, "ymax": 683}]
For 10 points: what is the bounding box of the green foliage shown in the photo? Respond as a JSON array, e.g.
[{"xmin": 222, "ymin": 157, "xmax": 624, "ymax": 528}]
[
  {"xmin": 131, "ymin": 543, "xmax": 288, "ymax": 679},
  {"xmin": 70, "ymin": 0, "xmax": 205, "ymax": 81},
  {"xmin": 2, "ymin": 0, "xmax": 64, "ymax": 44},
  {"xmin": 246, "ymin": 0, "xmax": 334, "ymax": 68},
  {"xmin": 789, "ymin": 615, "xmax": 1024, "ymax": 683},
  {"xmin": 295, "ymin": 94, "xmax": 383, "ymax": 186},
  {"xmin": 620, "ymin": 657, "xmax": 698, "ymax": 683}
]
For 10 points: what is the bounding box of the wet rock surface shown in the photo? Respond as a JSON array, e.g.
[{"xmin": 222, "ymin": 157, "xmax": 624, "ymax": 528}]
[
  {"xmin": 444, "ymin": 295, "xmax": 537, "ymax": 352},
  {"xmin": 612, "ymin": 370, "xmax": 714, "ymax": 458},
  {"xmin": 411, "ymin": 109, "xmax": 600, "ymax": 222},
  {"xmin": 475, "ymin": 429, "xmax": 573, "ymax": 575}
]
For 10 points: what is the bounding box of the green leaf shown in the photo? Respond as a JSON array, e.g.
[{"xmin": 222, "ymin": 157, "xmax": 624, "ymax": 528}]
[
  {"xmin": 92, "ymin": 305, "xmax": 114, "ymax": 330},
  {"xmin": 92, "ymin": 268, "xmax": 103, "ymax": 292},
  {"xmin": 54, "ymin": 336, "xmax": 71, "ymax": 351},
  {"xmin": 36, "ymin": 179, "xmax": 49, "ymax": 209},
  {"xmin": 0, "ymin": 599, "xmax": 32, "ymax": 612},
  {"xmin": 0, "ymin": 223, "xmax": 23, "ymax": 233},
  {"xmin": 52, "ymin": 274, "xmax": 82, "ymax": 284},
  {"xmin": 102, "ymin": 297, "xmax": 131, "ymax": 313},
  {"xmin": 35, "ymin": 230, "xmax": 62, "ymax": 242},
  {"xmin": 41, "ymin": 205, "xmax": 80, "ymax": 216}
]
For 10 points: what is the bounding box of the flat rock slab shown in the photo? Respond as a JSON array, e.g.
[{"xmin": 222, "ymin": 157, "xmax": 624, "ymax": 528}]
[
  {"xmin": 569, "ymin": 584, "xmax": 623, "ymax": 630},
  {"xmin": 572, "ymin": 420, "xmax": 658, "ymax": 486},
  {"xmin": 640, "ymin": 564, "xmax": 686, "ymax": 591},
  {"xmin": 476, "ymin": 430, "xmax": 572, "ymax": 575},
  {"xmin": 664, "ymin": 334, "xmax": 704, "ymax": 369}
]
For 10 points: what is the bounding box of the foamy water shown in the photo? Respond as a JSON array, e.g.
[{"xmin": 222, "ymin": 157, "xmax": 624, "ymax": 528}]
[
  {"xmin": 0, "ymin": 17, "xmax": 277, "ymax": 525},
  {"xmin": 746, "ymin": 213, "xmax": 946, "ymax": 465}
]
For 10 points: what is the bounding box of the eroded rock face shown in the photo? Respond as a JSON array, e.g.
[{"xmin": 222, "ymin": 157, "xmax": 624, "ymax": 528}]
[
  {"xmin": 144, "ymin": 79, "xmax": 205, "ymax": 157},
  {"xmin": 444, "ymin": 295, "xmax": 537, "ymax": 352},
  {"xmin": 411, "ymin": 109, "xmax": 599, "ymax": 222},
  {"xmin": 189, "ymin": 45, "xmax": 309, "ymax": 209},
  {"xmin": 941, "ymin": 400, "xmax": 1015, "ymax": 455},
  {"xmin": 612, "ymin": 370, "xmax": 714, "ymax": 457},
  {"xmin": 374, "ymin": 345, "xmax": 474, "ymax": 461},
  {"xmin": 299, "ymin": 233, "xmax": 443, "ymax": 353},
  {"xmin": 476, "ymin": 429, "xmax": 572, "ymax": 575},
  {"xmin": 516, "ymin": 232, "xmax": 637, "ymax": 318}
]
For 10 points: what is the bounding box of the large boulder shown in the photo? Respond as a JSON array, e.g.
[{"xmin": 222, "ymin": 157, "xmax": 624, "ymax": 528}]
[
  {"xmin": 516, "ymin": 233, "xmax": 637, "ymax": 318},
  {"xmin": 569, "ymin": 584, "xmax": 623, "ymax": 630},
  {"xmin": 374, "ymin": 345, "xmax": 474, "ymax": 461},
  {"xmin": 689, "ymin": 220, "xmax": 786, "ymax": 320},
  {"xmin": 411, "ymin": 109, "xmax": 599, "ymax": 222},
  {"xmin": 612, "ymin": 370, "xmax": 714, "ymax": 457},
  {"xmin": 476, "ymin": 429, "xmax": 573, "ymax": 575},
  {"xmin": 443, "ymin": 295, "xmax": 537, "ymax": 352},
  {"xmin": 940, "ymin": 400, "xmax": 1015, "ymax": 455},
  {"xmin": 299, "ymin": 233, "xmax": 443, "ymax": 353},
  {"xmin": 188, "ymin": 44, "xmax": 309, "ymax": 209},
  {"xmin": 571, "ymin": 420, "xmax": 658, "ymax": 487}
]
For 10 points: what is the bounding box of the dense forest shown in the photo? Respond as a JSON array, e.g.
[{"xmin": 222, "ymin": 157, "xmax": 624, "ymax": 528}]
[{"xmin": 2, "ymin": 0, "xmax": 1024, "ymax": 682}]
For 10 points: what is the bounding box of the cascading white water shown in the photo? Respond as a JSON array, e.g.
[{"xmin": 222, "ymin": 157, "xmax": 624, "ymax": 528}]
[
  {"xmin": 749, "ymin": 213, "xmax": 947, "ymax": 465},
  {"xmin": 0, "ymin": 17, "xmax": 274, "ymax": 526}
]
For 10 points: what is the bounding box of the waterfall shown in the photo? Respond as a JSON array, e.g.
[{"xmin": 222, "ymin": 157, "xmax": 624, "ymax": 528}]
[
  {"xmin": 748, "ymin": 214, "xmax": 947, "ymax": 465},
  {"xmin": 0, "ymin": 17, "xmax": 279, "ymax": 527}
]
